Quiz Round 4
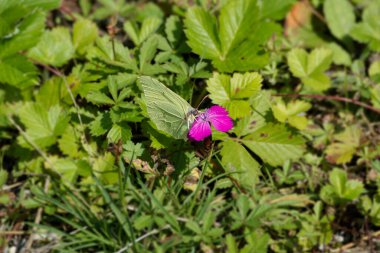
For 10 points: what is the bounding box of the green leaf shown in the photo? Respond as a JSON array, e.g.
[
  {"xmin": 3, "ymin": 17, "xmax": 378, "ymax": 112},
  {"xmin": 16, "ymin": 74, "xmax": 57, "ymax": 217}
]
[
  {"xmin": 323, "ymin": 0, "xmax": 355, "ymax": 39},
  {"xmin": 242, "ymin": 124, "xmax": 305, "ymax": 166},
  {"xmin": 184, "ymin": 7, "xmax": 221, "ymax": 59},
  {"xmin": 35, "ymin": 77, "xmax": 67, "ymax": 108},
  {"xmin": 325, "ymin": 126, "xmax": 361, "ymax": 164},
  {"xmin": 107, "ymin": 123, "xmax": 131, "ymax": 143},
  {"xmin": 93, "ymin": 152, "xmax": 118, "ymax": 185},
  {"xmin": 86, "ymin": 91, "xmax": 115, "ymax": 105},
  {"xmin": 260, "ymin": 0, "xmax": 296, "ymax": 20},
  {"xmin": 326, "ymin": 43, "xmax": 352, "ymax": 66},
  {"xmin": 0, "ymin": 10, "xmax": 46, "ymax": 58},
  {"xmin": 18, "ymin": 103, "xmax": 69, "ymax": 149},
  {"xmin": 47, "ymin": 157, "xmax": 79, "ymax": 183},
  {"xmin": 321, "ymin": 168, "xmax": 365, "ymax": 205},
  {"xmin": 0, "ymin": 1, "xmax": 28, "ymax": 38},
  {"xmin": 123, "ymin": 141, "xmax": 145, "ymax": 161},
  {"xmin": 234, "ymin": 91, "xmax": 272, "ymax": 137},
  {"xmin": 139, "ymin": 35, "xmax": 166, "ymax": 75},
  {"xmin": 73, "ymin": 18, "xmax": 98, "ymax": 55},
  {"xmin": 287, "ymin": 48, "xmax": 333, "ymax": 91},
  {"xmin": 207, "ymin": 72, "xmax": 262, "ymax": 119},
  {"xmin": 58, "ymin": 126, "xmax": 80, "ymax": 158},
  {"xmin": 89, "ymin": 112, "xmax": 112, "ymax": 136},
  {"xmin": 351, "ymin": 1, "xmax": 380, "ymax": 52},
  {"xmin": 165, "ymin": 15, "xmax": 186, "ymax": 49},
  {"xmin": 370, "ymin": 85, "xmax": 380, "ymax": 109},
  {"xmin": 185, "ymin": 0, "xmax": 278, "ymax": 72},
  {"xmin": 28, "ymin": 27, "xmax": 74, "ymax": 67},
  {"xmin": 124, "ymin": 17, "xmax": 162, "ymax": 46},
  {"xmin": 272, "ymin": 99, "xmax": 311, "ymax": 130},
  {"xmin": 0, "ymin": 54, "xmax": 38, "ymax": 89},
  {"xmin": 221, "ymin": 140, "xmax": 260, "ymax": 186},
  {"xmin": 0, "ymin": 170, "xmax": 8, "ymax": 188},
  {"xmin": 23, "ymin": 0, "xmax": 62, "ymax": 10},
  {"xmin": 329, "ymin": 168, "xmax": 347, "ymax": 197}
]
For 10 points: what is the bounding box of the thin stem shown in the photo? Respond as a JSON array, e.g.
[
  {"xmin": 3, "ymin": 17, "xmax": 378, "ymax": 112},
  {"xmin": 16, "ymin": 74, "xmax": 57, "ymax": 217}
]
[
  {"xmin": 114, "ymin": 225, "xmax": 171, "ymax": 253},
  {"xmin": 33, "ymin": 61, "xmax": 91, "ymax": 152},
  {"xmin": 274, "ymin": 93, "xmax": 380, "ymax": 114},
  {"xmin": 7, "ymin": 115, "xmax": 53, "ymax": 167}
]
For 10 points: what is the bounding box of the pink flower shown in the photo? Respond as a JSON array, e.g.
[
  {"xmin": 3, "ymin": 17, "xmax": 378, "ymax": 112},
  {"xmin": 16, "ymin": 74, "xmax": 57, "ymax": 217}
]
[{"xmin": 188, "ymin": 105, "xmax": 233, "ymax": 141}]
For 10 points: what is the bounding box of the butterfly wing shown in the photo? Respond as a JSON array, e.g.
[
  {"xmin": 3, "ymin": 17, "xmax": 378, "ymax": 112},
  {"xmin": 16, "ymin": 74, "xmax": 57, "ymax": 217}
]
[{"xmin": 140, "ymin": 76, "xmax": 194, "ymax": 139}]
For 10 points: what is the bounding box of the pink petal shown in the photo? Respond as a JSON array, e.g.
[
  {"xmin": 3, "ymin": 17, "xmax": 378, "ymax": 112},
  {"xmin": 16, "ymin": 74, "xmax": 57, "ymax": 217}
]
[
  {"xmin": 188, "ymin": 116, "xmax": 212, "ymax": 141},
  {"xmin": 206, "ymin": 105, "xmax": 233, "ymax": 132}
]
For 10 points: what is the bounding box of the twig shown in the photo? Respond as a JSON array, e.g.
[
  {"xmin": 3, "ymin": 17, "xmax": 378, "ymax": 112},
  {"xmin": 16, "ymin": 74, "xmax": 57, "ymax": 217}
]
[
  {"xmin": 23, "ymin": 176, "xmax": 50, "ymax": 252},
  {"xmin": 274, "ymin": 93, "xmax": 380, "ymax": 114},
  {"xmin": 0, "ymin": 231, "xmax": 29, "ymax": 235},
  {"xmin": 59, "ymin": 5, "xmax": 76, "ymax": 21},
  {"xmin": 114, "ymin": 225, "xmax": 171, "ymax": 253},
  {"xmin": 2, "ymin": 182, "xmax": 23, "ymax": 191},
  {"xmin": 304, "ymin": 0, "xmax": 326, "ymax": 23},
  {"xmin": 331, "ymin": 230, "xmax": 380, "ymax": 252},
  {"xmin": 7, "ymin": 115, "xmax": 54, "ymax": 252}
]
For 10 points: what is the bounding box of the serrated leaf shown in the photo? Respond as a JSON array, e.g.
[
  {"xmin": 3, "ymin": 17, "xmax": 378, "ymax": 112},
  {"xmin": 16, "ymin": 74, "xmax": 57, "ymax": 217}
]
[
  {"xmin": 184, "ymin": 7, "xmax": 221, "ymax": 59},
  {"xmin": 288, "ymin": 48, "xmax": 333, "ymax": 91},
  {"xmin": 260, "ymin": 0, "xmax": 296, "ymax": 20},
  {"xmin": 124, "ymin": 17, "xmax": 162, "ymax": 46},
  {"xmin": 89, "ymin": 112, "xmax": 112, "ymax": 136},
  {"xmin": 35, "ymin": 77, "xmax": 67, "ymax": 108},
  {"xmin": 0, "ymin": 54, "xmax": 38, "ymax": 89},
  {"xmin": 0, "ymin": 2, "xmax": 28, "ymax": 38},
  {"xmin": 324, "ymin": 0, "xmax": 355, "ymax": 39},
  {"xmin": 221, "ymin": 140, "xmax": 260, "ymax": 186},
  {"xmin": 165, "ymin": 15, "xmax": 185, "ymax": 48},
  {"xmin": 58, "ymin": 126, "xmax": 79, "ymax": 158},
  {"xmin": 139, "ymin": 17, "xmax": 162, "ymax": 45},
  {"xmin": 46, "ymin": 157, "xmax": 78, "ymax": 183},
  {"xmin": 207, "ymin": 72, "xmax": 262, "ymax": 119},
  {"xmin": 272, "ymin": 99, "xmax": 311, "ymax": 130},
  {"xmin": 326, "ymin": 43, "xmax": 351, "ymax": 66},
  {"xmin": 321, "ymin": 168, "xmax": 365, "ymax": 205},
  {"xmin": 123, "ymin": 141, "xmax": 145, "ymax": 161},
  {"xmin": 73, "ymin": 18, "xmax": 98, "ymax": 55},
  {"xmin": 107, "ymin": 123, "xmax": 131, "ymax": 143},
  {"xmin": 86, "ymin": 91, "xmax": 114, "ymax": 105},
  {"xmin": 87, "ymin": 36, "xmax": 137, "ymax": 70},
  {"xmin": 28, "ymin": 27, "xmax": 74, "ymax": 67},
  {"xmin": 234, "ymin": 91, "xmax": 272, "ymax": 136},
  {"xmin": 93, "ymin": 152, "xmax": 118, "ymax": 185},
  {"xmin": 242, "ymin": 124, "xmax": 305, "ymax": 166},
  {"xmin": 0, "ymin": 10, "xmax": 46, "ymax": 58},
  {"xmin": 325, "ymin": 126, "xmax": 361, "ymax": 164},
  {"xmin": 23, "ymin": 0, "xmax": 62, "ymax": 10},
  {"xmin": 351, "ymin": 1, "xmax": 380, "ymax": 52},
  {"xmin": 18, "ymin": 103, "xmax": 69, "ymax": 149},
  {"xmin": 185, "ymin": 0, "xmax": 278, "ymax": 72}
]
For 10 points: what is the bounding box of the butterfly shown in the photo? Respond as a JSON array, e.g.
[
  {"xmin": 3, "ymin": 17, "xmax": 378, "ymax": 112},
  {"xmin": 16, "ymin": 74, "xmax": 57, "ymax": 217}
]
[
  {"xmin": 140, "ymin": 76, "xmax": 233, "ymax": 141},
  {"xmin": 140, "ymin": 76, "xmax": 197, "ymax": 139}
]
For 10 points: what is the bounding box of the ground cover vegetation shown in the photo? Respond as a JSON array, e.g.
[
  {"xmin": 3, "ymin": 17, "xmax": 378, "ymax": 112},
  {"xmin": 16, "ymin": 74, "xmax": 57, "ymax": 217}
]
[{"xmin": 1, "ymin": 0, "xmax": 380, "ymax": 252}]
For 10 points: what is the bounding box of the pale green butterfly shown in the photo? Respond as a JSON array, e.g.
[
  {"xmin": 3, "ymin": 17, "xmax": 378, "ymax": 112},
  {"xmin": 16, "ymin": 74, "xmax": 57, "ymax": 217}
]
[{"xmin": 139, "ymin": 76, "xmax": 197, "ymax": 139}]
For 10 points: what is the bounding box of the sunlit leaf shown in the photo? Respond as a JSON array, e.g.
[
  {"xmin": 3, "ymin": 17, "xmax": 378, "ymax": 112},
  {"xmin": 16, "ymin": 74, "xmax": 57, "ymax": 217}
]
[
  {"xmin": 207, "ymin": 72, "xmax": 262, "ymax": 119},
  {"xmin": 243, "ymin": 124, "xmax": 305, "ymax": 166}
]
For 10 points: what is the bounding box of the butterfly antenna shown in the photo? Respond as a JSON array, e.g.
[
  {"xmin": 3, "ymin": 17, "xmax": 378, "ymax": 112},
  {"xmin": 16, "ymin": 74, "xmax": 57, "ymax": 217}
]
[{"xmin": 196, "ymin": 95, "xmax": 209, "ymax": 110}]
